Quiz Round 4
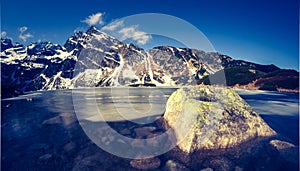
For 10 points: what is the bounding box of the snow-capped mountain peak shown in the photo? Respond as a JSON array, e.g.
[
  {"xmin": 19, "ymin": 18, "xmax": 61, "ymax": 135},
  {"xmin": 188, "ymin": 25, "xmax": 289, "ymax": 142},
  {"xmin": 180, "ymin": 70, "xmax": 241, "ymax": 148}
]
[{"xmin": 1, "ymin": 26, "xmax": 280, "ymax": 97}]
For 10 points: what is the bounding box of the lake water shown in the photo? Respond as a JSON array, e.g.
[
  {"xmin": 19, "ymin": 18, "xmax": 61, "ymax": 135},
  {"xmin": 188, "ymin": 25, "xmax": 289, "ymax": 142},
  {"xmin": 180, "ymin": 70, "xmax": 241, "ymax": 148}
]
[
  {"xmin": 235, "ymin": 89, "xmax": 299, "ymax": 145},
  {"xmin": 1, "ymin": 87, "xmax": 299, "ymax": 170}
]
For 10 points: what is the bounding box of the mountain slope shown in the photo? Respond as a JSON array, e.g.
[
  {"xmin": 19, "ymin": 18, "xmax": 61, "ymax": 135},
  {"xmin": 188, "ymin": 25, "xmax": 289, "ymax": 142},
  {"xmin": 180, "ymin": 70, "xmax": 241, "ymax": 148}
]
[
  {"xmin": 1, "ymin": 26, "xmax": 288, "ymax": 98},
  {"xmin": 199, "ymin": 67, "xmax": 299, "ymax": 91}
]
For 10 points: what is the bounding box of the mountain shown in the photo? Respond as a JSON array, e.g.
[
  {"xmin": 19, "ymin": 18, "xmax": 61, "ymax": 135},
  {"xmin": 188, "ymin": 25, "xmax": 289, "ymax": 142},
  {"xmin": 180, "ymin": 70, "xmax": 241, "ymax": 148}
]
[
  {"xmin": 1, "ymin": 26, "xmax": 294, "ymax": 98},
  {"xmin": 199, "ymin": 67, "xmax": 299, "ymax": 92}
]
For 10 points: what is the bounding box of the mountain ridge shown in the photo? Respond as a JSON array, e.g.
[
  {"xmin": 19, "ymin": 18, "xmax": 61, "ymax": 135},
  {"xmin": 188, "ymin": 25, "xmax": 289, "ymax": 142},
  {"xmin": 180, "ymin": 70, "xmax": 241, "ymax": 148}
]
[{"xmin": 1, "ymin": 26, "xmax": 297, "ymax": 98}]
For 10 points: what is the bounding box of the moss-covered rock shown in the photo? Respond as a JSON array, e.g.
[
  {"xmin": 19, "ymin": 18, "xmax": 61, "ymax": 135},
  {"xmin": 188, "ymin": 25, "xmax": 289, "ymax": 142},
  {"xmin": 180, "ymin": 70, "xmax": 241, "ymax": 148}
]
[{"xmin": 163, "ymin": 86, "xmax": 276, "ymax": 163}]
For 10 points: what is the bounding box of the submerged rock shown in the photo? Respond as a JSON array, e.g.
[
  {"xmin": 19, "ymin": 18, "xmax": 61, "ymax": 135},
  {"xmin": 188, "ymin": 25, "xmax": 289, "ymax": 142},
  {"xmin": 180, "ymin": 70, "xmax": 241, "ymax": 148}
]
[
  {"xmin": 163, "ymin": 86, "xmax": 277, "ymax": 168},
  {"xmin": 38, "ymin": 154, "xmax": 53, "ymax": 161},
  {"xmin": 199, "ymin": 168, "xmax": 213, "ymax": 171},
  {"xmin": 163, "ymin": 160, "xmax": 190, "ymax": 171},
  {"xmin": 269, "ymin": 139, "xmax": 299, "ymax": 164},
  {"xmin": 130, "ymin": 157, "xmax": 161, "ymax": 170},
  {"xmin": 134, "ymin": 126, "xmax": 157, "ymax": 138}
]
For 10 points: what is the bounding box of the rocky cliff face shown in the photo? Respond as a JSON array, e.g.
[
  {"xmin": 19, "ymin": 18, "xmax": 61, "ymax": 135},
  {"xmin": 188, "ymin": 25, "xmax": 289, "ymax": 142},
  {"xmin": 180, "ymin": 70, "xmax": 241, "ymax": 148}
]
[{"xmin": 1, "ymin": 26, "xmax": 281, "ymax": 97}]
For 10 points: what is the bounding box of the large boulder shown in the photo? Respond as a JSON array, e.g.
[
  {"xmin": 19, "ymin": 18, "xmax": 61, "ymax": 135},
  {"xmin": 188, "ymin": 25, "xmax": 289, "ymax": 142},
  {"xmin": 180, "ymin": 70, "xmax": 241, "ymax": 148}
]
[{"xmin": 163, "ymin": 86, "xmax": 277, "ymax": 168}]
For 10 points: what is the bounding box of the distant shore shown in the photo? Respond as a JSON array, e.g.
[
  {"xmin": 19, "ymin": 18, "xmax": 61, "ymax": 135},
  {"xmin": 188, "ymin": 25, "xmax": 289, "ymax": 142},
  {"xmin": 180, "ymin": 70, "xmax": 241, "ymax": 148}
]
[{"xmin": 231, "ymin": 85, "xmax": 299, "ymax": 93}]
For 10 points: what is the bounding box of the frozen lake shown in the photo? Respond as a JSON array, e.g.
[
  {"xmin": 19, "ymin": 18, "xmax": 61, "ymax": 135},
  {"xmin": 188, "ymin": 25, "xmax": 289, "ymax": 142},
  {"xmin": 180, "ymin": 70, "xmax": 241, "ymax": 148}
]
[
  {"xmin": 1, "ymin": 87, "xmax": 299, "ymax": 170},
  {"xmin": 235, "ymin": 89, "xmax": 299, "ymax": 145}
]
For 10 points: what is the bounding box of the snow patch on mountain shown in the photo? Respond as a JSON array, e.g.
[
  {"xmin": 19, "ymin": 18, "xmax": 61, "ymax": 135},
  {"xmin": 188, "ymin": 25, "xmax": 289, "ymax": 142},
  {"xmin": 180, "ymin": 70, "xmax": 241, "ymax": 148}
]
[{"xmin": 1, "ymin": 26, "xmax": 280, "ymax": 96}]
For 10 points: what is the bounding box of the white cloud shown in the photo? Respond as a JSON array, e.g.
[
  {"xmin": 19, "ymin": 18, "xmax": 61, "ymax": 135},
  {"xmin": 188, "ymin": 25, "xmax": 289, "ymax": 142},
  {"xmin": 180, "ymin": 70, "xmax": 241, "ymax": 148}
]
[
  {"xmin": 118, "ymin": 26, "xmax": 151, "ymax": 45},
  {"xmin": 101, "ymin": 20, "xmax": 124, "ymax": 31},
  {"xmin": 18, "ymin": 26, "xmax": 33, "ymax": 42},
  {"xmin": 100, "ymin": 18, "xmax": 151, "ymax": 45},
  {"xmin": 19, "ymin": 26, "xmax": 28, "ymax": 32},
  {"xmin": 82, "ymin": 12, "xmax": 104, "ymax": 26},
  {"xmin": 73, "ymin": 27, "xmax": 85, "ymax": 33},
  {"xmin": 19, "ymin": 33, "xmax": 34, "ymax": 42},
  {"xmin": 1, "ymin": 31, "xmax": 7, "ymax": 37}
]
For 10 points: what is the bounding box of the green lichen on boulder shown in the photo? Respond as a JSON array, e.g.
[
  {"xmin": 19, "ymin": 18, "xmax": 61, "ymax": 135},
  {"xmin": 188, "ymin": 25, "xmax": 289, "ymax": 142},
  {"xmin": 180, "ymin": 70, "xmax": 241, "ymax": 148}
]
[{"xmin": 163, "ymin": 86, "xmax": 276, "ymax": 154}]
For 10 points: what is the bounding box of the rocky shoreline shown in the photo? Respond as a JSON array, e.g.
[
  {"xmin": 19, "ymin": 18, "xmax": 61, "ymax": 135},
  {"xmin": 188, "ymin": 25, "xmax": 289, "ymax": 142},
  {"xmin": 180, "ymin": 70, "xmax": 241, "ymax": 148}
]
[{"xmin": 232, "ymin": 85, "xmax": 299, "ymax": 94}]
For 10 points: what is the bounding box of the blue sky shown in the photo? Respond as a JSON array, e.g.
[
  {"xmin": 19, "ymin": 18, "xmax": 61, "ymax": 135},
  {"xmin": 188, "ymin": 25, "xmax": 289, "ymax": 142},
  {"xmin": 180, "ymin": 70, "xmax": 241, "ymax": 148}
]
[{"xmin": 1, "ymin": 0, "xmax": 298, "ymax": 70}]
